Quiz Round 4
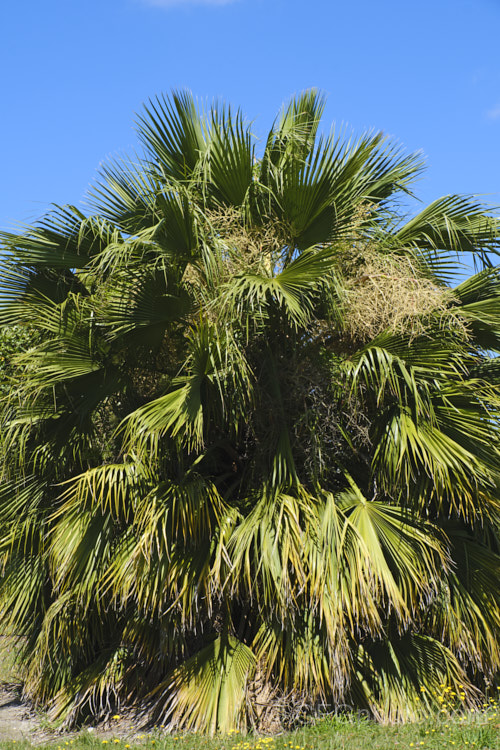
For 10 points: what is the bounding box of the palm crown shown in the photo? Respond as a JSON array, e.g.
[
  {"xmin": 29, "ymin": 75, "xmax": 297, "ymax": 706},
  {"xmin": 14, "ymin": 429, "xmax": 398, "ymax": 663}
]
[{"xmin": 1, "ymin": 90, "xmax": 500, "ymax": 732}]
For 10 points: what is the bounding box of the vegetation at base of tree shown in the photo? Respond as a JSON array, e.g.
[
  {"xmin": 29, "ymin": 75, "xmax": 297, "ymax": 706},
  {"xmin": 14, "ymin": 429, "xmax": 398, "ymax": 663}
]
[
  {"xmin": 1, "ymin": 709, "xmax": 500, "ymax": 750},
  {"xmin": 0, "ymin": 90, "xmax": 500, "ymax": 734}
]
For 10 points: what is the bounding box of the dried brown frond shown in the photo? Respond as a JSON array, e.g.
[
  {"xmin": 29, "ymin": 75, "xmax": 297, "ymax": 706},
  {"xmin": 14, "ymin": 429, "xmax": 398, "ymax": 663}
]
[
  {"xmin": 204, "ymin": 206, "xmax": 290, "ymax": 275},
  {"xmin": 340, "ymin": 250, "xmax": 466, "ymax": 343}
]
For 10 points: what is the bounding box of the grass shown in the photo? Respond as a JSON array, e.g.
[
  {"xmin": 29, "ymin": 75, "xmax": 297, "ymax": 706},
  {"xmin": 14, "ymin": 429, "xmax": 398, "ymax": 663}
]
[{"xmin": 0, "ymin": 707, "xmax": 499, "ymax": 750}]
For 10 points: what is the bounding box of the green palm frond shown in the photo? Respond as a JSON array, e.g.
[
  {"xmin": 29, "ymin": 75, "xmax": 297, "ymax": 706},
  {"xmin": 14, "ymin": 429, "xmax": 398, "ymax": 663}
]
[
  {"xmin": 426, "ymin": 524, "xmax": 500, "ymax": 673},
  {"xmin": 227, "ymin": 486, "xmax": 313, "ymax": 613},
  {"xmin": 352, "ymin": 635, "xmax": 475, "ymax": 723},
  {"xmin": 122, "ymin": 320, "xmax": 253, "ymax": 453},
  {"xmin": 451, "ymin": 267, "xmax": 500, "ymax": 350},
  {"xmin": 0, "ymin": 205, "xmax": 113, "ymax": 271},
  {"xmin": 137, "ymin": 90, "xmax": 208, "ymax": 182},
  {"xmin": 0, "ymin": 554, "xmax": 48, "ymax": 636},
  {"xmin": 88, "ymin": 154, "xmax": 161, "ymax": 231},
  {"xmin": 206, "ymin": 108, "xmax": 255, "ymax": 207},
  {"xmin": 46, "ymin": 642, "xmax": 131, "ymax": 725},
  {"xmin": 337, "ymin": 476, "xmax": 447, "ymax": 620},
  {"xmin": 221, "ymin": 246, "xmax": 338, "ymax": 329},
  {"xmin": 98, "ymin": 269, "xmax": 191, "ymax": 346},
  {"xmin": 252, "ymin": 612, "xmax": 347, "ymax": 706},
  {"xmin": 393, "ymin": 195, "xmax": 500, "ymax": 268},
  {"xmin": 103, "ymin": 475, "xmax": 227, "ymax": 620},
  {"xmin": 261, "ymin": 89, "xmax": 325, "ymax": 171},
  {"xmin": 150, "ymin": 635, "xmax": 256, "ymax": 734}
]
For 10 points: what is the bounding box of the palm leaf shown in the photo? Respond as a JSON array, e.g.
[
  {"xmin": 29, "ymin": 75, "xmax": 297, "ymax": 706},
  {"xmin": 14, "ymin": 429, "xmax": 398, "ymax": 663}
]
[{"xmin": 150, "ymin": 635, "xmax": 256, "ymax": 734}]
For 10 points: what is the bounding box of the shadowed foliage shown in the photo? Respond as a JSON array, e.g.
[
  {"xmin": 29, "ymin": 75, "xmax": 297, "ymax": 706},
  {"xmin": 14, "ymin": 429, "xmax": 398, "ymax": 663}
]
[{"xmin": 1, "ymin": 90, "xmax": 500, "ymax": 732}]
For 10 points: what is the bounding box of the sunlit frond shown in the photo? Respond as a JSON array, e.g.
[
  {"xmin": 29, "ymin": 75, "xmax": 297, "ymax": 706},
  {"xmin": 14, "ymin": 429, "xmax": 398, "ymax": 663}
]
[{"xmin": 150, "ymin": 635, "xmax": 256, "ymax": 734}]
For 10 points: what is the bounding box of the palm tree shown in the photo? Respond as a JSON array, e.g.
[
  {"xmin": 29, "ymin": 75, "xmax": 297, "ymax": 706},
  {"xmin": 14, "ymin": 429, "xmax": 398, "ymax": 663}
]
[{"xmin": 1, "ymin": 90, "xmax": 500, "ymax": 732}]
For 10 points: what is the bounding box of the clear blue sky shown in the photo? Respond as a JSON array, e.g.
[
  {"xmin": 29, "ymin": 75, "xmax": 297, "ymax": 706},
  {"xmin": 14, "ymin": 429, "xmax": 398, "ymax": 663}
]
[{"xmin": 1, "ymin": 0, "xmax": 499, "ymax": 234}]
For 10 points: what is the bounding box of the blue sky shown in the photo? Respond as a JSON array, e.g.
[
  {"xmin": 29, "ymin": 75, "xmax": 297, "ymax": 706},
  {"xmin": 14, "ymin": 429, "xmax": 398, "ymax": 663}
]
[{"xmin": 1, "ymin": 0, "xmax": 499, "ymax": 237}]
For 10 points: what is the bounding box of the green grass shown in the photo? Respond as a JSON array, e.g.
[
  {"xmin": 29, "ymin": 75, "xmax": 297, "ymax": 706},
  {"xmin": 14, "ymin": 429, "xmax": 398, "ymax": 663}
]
[{"xmin": 1, "ymin": 709, "xmax": 499, "ymax": 750}]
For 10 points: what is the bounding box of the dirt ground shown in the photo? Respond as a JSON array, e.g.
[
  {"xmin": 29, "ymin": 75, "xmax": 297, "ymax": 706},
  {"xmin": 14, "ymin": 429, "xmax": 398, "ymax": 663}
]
[
  {"xmin": 0, "ymin": 684, "xmax": 140, "ymax": 746},
  {"xmin": 0, "ymin": 684, "xmax": 47, "ymax": 743}
]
